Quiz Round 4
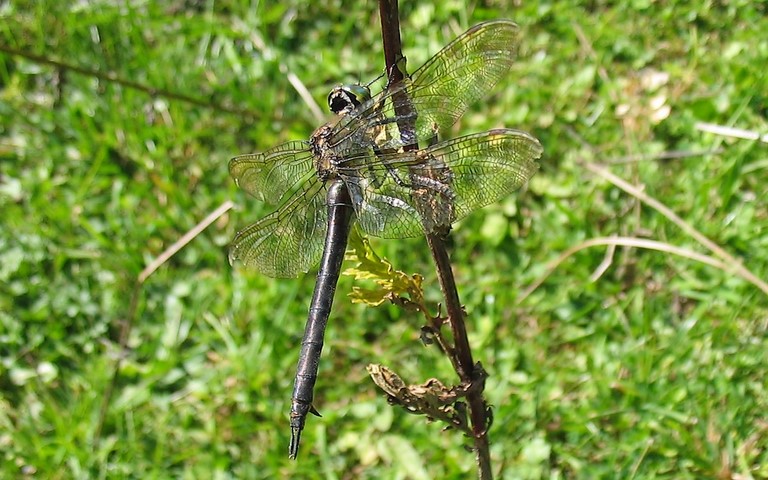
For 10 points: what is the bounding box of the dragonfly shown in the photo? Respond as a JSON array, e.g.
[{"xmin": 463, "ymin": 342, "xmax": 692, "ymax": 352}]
[{"xmin": 228, "ymin": 19, "xmax": 543, "ymax": 458}]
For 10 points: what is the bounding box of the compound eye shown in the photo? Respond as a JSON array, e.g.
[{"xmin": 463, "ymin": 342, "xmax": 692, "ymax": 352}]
[
  {"xmin": 327, "ymin": 88, "xmax": 353, "ymax": 115},
  {"xmin": 327, "ymin": 84, "xmax": 372, "ymax": 115}
]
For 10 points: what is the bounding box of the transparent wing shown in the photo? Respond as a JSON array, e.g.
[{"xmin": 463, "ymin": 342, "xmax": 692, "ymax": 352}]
[
  {"xmin": 331, "ymin": 20, "xmax": 521, "ymax": 151},
  {"xmin": 342, "ymin": 168, "xmax": 424, "ymax": 238},
  {"xmin": 425, "ymin": 128, "xmax": 541, "ymax": 222},
  {"xmin": 229, "ymin": 140, "xmax": 314, "ymax": 203},
  {"xmin": 340, "ymin": 129, "xmax": 542, "ymax": 237},
  {"xmin": 229, "ymin": 179, "xmax": 328, "ymax": 277}
]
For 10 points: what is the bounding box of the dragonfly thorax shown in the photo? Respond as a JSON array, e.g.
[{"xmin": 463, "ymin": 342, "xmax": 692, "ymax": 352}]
[
  {"xmin": 311, "ymin": 84, "xmax": 374, "ymax": 181},
  {"xmin": 309, "ymin": 123, "xmax": 339, "ymax": 182},
  {"xmin": 327, "ymin": 84, "xmax": 372, "ymax": 115}
]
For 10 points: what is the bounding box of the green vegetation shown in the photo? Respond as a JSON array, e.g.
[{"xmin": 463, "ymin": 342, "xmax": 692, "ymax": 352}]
[{"xmin": 2, "ymin": 1, "xmax": 766, "ymax": 478}]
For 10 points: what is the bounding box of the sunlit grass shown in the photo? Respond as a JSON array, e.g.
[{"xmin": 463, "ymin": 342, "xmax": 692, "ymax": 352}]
[{"xmin": 1, "ymin": 1, "xmax": 767, "ymax": 478}]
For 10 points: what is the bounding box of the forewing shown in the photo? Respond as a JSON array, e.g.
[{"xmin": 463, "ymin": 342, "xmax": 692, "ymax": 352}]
[
  {"xmin": 229, "ymin": 179, "xmax": 327, "ymax": 277},
  {"xmin": 332, "ymin": 20, "xmax": 520, "ymax": 150},
  {"xmin": 229, "ymin": 140, "xmax": 314, "ymax": 203},
  {"xmin": 341, "ymin": 129, "xmax": 541, "ymax": 237}
]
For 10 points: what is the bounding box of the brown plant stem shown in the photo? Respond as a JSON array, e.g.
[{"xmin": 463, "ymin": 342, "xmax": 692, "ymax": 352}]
[
  {"xmin": 425, "ymin": 232, "xmax": 492, "ymax": 479},
  {"xmin": 376, "ymin": 2, "xmax": 493, "ymax": 478}
]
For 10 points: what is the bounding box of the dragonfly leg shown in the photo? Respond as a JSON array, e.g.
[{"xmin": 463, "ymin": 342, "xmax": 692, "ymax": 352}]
[{"xmin": 385, "ymin": 53, "xmax": 409, "ymax": 87}]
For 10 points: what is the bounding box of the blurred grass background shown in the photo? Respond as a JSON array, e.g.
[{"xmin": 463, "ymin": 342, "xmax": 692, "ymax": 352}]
[{"xmin": 1, "ymin": 0, "xmax": 767, "ymax": 478}]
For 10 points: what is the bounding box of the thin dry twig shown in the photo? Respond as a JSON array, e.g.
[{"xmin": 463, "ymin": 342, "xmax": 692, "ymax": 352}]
[
  {"xmin": 517, "ymin": 236, "xmax": 738, "ymax": 304},
  {"xmin": 285, "ymin": 70, "xmax": 325, "ymax": 123},
  {"xmin": 582, "ymin": 161, "xmax": 768, "ymax": 296},
  {"xmin": 95, "ymin": 200, "xmax": 235, "ymax": 441},
  {"xmin": 590, "ymin": 238, "xmax": 617, "ymax": 282},
  {"xmin": 238, "ymin": 19, "xmax": 325, "ymax": 123},
  {"xmin": 606, "ymin": 148, "xmax": 723, "ymax": 164},
  {"xmin": 139, "ymin": 200, "xmax": 234, "ymax": 282},
  {"xmin": 695, "ymin": 122, "xmax": 768, "ymax": 144},
  {"xmin": 0, "ymin": 45, "xmax": 259, "ymax": 117}
]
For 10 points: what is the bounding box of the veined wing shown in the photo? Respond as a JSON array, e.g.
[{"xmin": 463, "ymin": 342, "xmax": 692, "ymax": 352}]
[
  {"xmin": 229, "ymin": 140, "xmax": 314, "ymax": 203},
  {"xmin": 229, "ymin": 179, "xmax": 328, "ymax": 277},
  {"xmin": 421, "ymin": 128, "xmax": 541, "ymax": 223},
  {"xmin": 340, "ymin": 129, "xmax": 542, "ymax": 237},
  {"xmin": 342, "ymin": 166, "xmax": 424, "ymax": 239},
  {"xmin": 331, "ymin": 20, "xmax": 520, "ymax": 151}
]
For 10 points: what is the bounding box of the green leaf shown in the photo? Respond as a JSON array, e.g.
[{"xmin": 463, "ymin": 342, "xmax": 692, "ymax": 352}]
[{"xmin": 344, "ymin": 229, "xmax": 425, "ymax": 309}]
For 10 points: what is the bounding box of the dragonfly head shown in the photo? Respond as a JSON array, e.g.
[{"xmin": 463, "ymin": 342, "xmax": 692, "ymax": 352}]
[{"xmin": 327, "ymin": 84, "xmax": 371, "ymax": 116}]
